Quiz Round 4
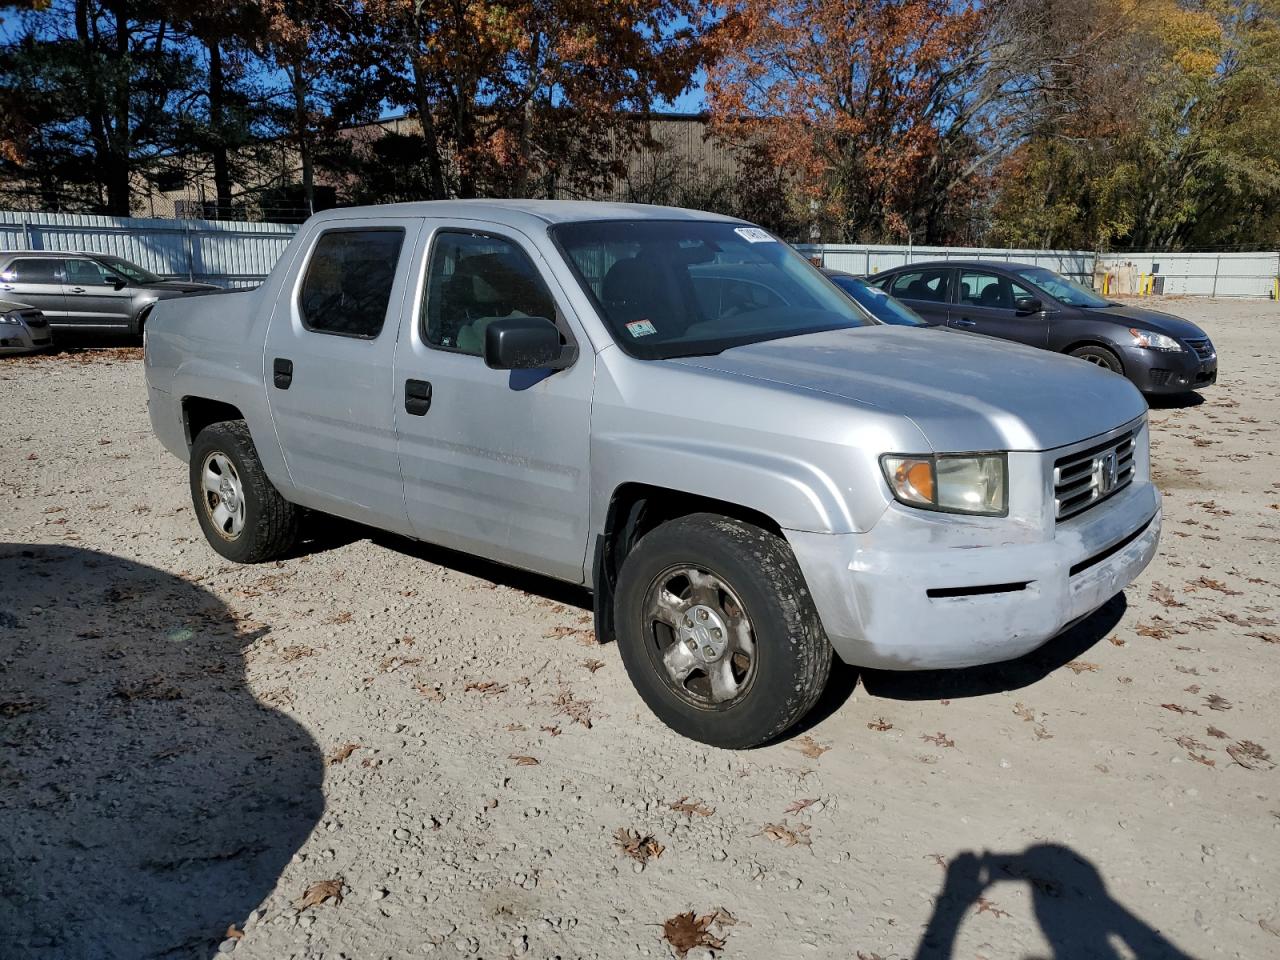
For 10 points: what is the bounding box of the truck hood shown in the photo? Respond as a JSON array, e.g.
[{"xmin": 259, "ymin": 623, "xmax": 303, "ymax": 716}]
[
  {"xmin": 1084, "ymin": 304, "xmax": 1210, "ymax": 341},
  {"xmin": 667, "ymin": 325, "xmax": 1147, "ymax": 452}
]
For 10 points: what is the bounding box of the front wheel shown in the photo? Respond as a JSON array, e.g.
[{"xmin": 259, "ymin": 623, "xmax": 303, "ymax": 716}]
[
  {"xmin": 1069, "ymin": 344, "xmax": 1123, "ymax": 375},
  {"xmin": 189, "ymin": 420, "xmax": 299, "ymax": 563},
  {"xmin": 614, "ymin": 513, "xmax": 832, "ymax": 748}
]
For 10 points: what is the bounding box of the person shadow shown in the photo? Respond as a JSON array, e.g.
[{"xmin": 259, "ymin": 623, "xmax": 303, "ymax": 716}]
[
  {"xmin": 0, "ymin": 544, "xmax": 324, "ymax": 959},
  {"xmin": 914, "ymin": 844, "xmax": 1196, "ymax": 959}
]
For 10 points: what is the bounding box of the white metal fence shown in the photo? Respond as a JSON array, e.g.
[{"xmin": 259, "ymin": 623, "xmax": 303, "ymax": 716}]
[
  {"xmin": 4, "ymin": 212, "xmax": 1277, "ymax": 297},
  {"xmin": 798, "ymin": 243, "xmax": 1280, "ymax": 299},
  {"xmin": 0, "ymin": 211, "xmax": 298, "ymax": 289}
]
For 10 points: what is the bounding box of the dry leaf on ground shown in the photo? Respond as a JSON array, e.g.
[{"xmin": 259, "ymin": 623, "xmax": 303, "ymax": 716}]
[
  {"xmin": 1203, "ymin": 693, "xmax": 1232, "ymax": 711},
  {"xmin": 614, "ymin": 827, "xmax": 664, "ymax": 863},
  {"xmin": 295, "ymin": 878, "xmax": 344, "ymax": 911},
  {"xmin": 785, "ymin": 798, "xmax": 818, "ymax": 815},
  {"xmin": 759, "ymin": 821, "xmax": 812, "ymax": 847},
  {"xmin": 326, "ymin": 743, "xmax": 360, "ymax": 765},
  {"xmin": 508, "ymin": 754, "xmax": 539, "ymax": 766},
  {"xmin": 790, "ymin": 735, "xmax": 830, "ymax": 759},
  {"xmin": 1227, "ymin": 740, "xmax": 1274, "ymax": 770},
  {"xmin": 662, "ymin": 911, "xmax": 725, "ymax": 956},
  {"xmin": 975, "ymin": 897, "xmax": 1010, "ymax": 918},
  {"xmin": 1066, "ymin": 660, "xmax": 1100, "ymax": 674},
  {"xmin": 921, "ymin": 731, "xmax": 956, "ymax": 748},
  {"xmin": 867, "ymin": 717, "xmax": 893, "ymax": 731},
  {"xmin": 414, "ymin": 682, "xmax": 445, "ymax": 702},
  {"xmin": 669, "ymin": 797, "xmax": 715, "ymax": 818},
  {"xmin": 464, "ymin": 680, "xmax": 508, "ymax": 696},
  {"xmin": 580, "ymin": 658, "xmax": 605, "ymax": 673}
]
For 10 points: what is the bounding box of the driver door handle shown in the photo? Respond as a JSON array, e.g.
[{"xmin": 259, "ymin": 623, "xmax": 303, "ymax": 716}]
[
  {"xmin": 272, "ymin": 357, "xmax": 293, "ymax": 389},
  {"xmin": 953, "ymin": 318, "xmax": 976, "ymax": 328}
]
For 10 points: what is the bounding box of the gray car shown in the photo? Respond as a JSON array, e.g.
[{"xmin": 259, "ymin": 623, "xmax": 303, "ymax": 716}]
[
  {"xmin": 0, "ymin": 251, "xmax": 219, "ymax": 336},
  {"xmin": 144, "ymin": 201, "xmax": 1161, "ymax": 747},
  {"xmin": 0, "ymin": 297, "xmax": 53, "ymax": 354}
]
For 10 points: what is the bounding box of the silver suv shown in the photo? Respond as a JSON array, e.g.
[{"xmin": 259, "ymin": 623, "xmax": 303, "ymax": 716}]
[
  {"xmin": 0, "ymin": 251, "xmax": 218, "ymax": 335},
  {"xmin": 143, "ymin": 201, "xmax": 1162, "ymax": 747}
]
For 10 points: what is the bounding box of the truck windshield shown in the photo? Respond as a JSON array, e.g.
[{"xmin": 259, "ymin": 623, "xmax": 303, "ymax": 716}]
[{"xmin": 551, "ymin": 220, "xmax": 873, "ymax": 359}]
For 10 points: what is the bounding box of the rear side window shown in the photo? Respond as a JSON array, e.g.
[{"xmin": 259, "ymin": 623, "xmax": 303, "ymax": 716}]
[
  {"xmin": 299, "ymin": 229, "xmax": 405, "ymax": 339},
  {"xmin": 422, "ymin": 231, "xmax": 558, "ymax": 356},
  {"xmin": 2, "ymin": 258, "xmax": 64, "ymax": 283},
  {"xmin": 889, "ymin": 269, "xmax": 949, "ymax": 303}
]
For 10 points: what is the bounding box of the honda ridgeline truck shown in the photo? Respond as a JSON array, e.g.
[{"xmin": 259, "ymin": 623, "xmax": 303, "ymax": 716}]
[{"xmin": 144, "ymin": 201, "xmax": 1161, "ymax": 747}]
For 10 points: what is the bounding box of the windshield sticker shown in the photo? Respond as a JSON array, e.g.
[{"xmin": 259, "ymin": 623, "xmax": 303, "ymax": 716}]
[
  {"xmin": 626, "ymin": 319, "xmax": 657, "ymax": 338},
  {"xmin": 733, "ymin": 227, "xmax": 775, "ymax": 244}
]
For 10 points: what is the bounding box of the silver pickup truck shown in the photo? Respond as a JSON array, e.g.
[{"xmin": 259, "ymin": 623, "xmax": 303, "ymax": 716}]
[{"xmin": 144, "ymin": 201, "xmax": 1161, "ymax": 747}]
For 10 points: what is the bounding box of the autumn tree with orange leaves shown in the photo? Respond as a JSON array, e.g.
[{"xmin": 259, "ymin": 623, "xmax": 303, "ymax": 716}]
[{"xmin": 707, "ymin": 0, "xmax": 995, "ymax": 243}]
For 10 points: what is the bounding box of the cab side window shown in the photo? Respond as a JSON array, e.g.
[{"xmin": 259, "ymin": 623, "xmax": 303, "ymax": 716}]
[
  {"xmin": 64, "ymin": 259, "xmax": 117, "ymax": 286},
  {"xmin": 299, "ymin": 229, "xmax": 405, "ymax": 339},
  {"xmin": 958, "ymin": 270, "xmax": 1035, "ymax": 311},
  {"xmin": 4, "ymin": 258, "xmax": 64, "ymax": 283},
  {"xmin": 423, "ymin": 231, "xmax": 558, "ymax": 356},
  {"xmin": 889, "ymin": 269, "xmax": 949, "ymax": 302}
]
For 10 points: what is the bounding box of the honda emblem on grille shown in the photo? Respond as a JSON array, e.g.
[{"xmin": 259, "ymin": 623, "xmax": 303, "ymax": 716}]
[{"xmin": 1093, "ymin": 450, "xmax": 1119, "ymax": 496}]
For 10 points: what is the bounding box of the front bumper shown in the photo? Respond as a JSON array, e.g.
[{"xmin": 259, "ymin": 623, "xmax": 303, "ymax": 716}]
[
  {"xmin": 787, "ymin": 480, "xmax": 1161, "ymax": 670},
  {"xmin": 0, "ymin": 320, "xmax": 53, "ymax": 354},
  {"xmin": 1123, "ymin": 345, "xmax": 1216, "ymax": 394}
]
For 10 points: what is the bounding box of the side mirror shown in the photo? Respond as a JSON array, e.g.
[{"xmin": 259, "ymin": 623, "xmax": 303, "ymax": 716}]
[
  {"xmin": 1014, "ymin": 295, "xmax": 1043, "ymax": 314},
  {"xmin": 111, "ymin": 277, "xmax": 128, "ymax": 290},
  {"xmin": 484, "ymin": 316, "xmax": 574, "ymax": 371}
]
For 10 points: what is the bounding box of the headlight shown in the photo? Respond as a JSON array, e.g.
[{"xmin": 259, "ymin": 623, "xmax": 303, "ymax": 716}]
[
  {"xmin": 0, "ymin": 311, "xmax": 22, "ymax": 325},
  {"xmin": 881, "ymin": 453, "xmax": 1008, "ymax": 516},
  {"xmin": 1129, "ymin": 328, "xmax": 1182, "ymax": 352}
]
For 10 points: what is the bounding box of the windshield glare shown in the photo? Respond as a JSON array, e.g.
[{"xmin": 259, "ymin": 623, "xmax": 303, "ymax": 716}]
[
  {"xmin": 551, "ymin": 221, "xmax": 873, "ymax": 359},
  {"xmin": 98, "ymin": 255, "xmax": 161, "ymax": 285},
  {"xmin": 1013, "ymin": 266, "xmax": 1109, "ymax": 308},
  {"xmin": 828, "ymin": 274, "xmax": 927, "ymax": 326}
]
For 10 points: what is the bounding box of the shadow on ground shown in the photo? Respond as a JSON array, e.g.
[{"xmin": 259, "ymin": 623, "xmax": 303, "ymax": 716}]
[
  {"xmin": 914, "ymin": 843, "xmax": 1194, "ymax": 959},
  {"xmin": 0, "ymin": 544, "xmax": 323, "ymax": 959}
]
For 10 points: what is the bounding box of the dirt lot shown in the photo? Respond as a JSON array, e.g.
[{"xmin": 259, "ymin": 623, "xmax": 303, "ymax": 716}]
[{"xmin": 2, "ymin": 298, "xmax": 1278, "ymax": 960}]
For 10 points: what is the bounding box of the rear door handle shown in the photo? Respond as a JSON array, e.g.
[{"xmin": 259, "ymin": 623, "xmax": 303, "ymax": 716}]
[
  {"xmin": 71, "ymin": 287, "xmax": 86, "ymax": 293},
  {"xmin": 273, "ymin": 357, "xmax": 293, "ymax": 389},
  {"xmin": 953, "ymin": 318, "xmax": 976, "ymax": 328},
  {"xmin": 404, "ymin": 379, "xmax": 432, "ymax": 416}
]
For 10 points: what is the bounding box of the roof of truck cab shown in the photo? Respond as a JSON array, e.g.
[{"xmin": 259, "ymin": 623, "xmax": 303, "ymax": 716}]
[{"xmin": 307, "ymin": 199, "xmax": 749, "ymax": 229}]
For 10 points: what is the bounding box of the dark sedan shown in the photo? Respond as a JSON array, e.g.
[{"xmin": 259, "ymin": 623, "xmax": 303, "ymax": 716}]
[{"xmin": 869, "ymin": 261, "xmax": 1217, "ymax": 395}]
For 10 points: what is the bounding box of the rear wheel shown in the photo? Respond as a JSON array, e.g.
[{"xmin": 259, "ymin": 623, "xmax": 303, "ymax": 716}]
[
  {"xmin": 614, "ymin": 513, "xmax": 832, "ymax": 748},
  {"xmin": 1069, "ymin": 344, "xmax": 1123, "ymax": 375},
  {"xmin": 189, "ymin": 420, "xmax": 299, "ymax": 563}
]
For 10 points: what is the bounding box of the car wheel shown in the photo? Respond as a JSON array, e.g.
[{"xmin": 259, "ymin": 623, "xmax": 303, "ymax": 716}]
[
  {"xmin": 1069, "ymin": 345, "xmax": 1123, "ymax": 375},
  {"xmin": 189, "ymin": 420, "xmax": 299, "ymax": 563},
  {"xmin": 614, "ymin": 512, "xmax": 833, "ymax": 748}
]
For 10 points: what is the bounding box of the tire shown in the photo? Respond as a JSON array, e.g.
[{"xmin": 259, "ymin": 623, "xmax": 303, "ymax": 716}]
[
  {"xmin": 614, "ymin": 513, "xmax": 833, "ymax": 748},
  {"xmin": 1069, "ymin": 344, "xmax": 1123, "ymax": 375},
  {"xmin": 189, "ymin": 420, "xmax": 299, "ymax": 563}
]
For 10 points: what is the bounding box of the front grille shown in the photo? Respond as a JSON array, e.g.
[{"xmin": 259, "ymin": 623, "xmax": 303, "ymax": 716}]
[
  {"xmin": 1149, "ymin": 369, "xmax": 1172, "ymax": 386},
  {"xmin": 1054, "ymin": 430, "xmax": 1136, "ymax": 521},
  {"xmin": 1183, "ymin": 336, "xmax": 1214, "ymax": 361}
]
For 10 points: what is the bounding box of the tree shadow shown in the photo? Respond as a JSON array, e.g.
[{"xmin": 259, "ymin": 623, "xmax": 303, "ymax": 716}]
[
  {"xmin": 0, "ymin": 544, "xmax": 324, "ymax": 959},
  {"xmin": 914, "ymin": 844, "xmax": 1194, "ymax": 959},
  {"xmin": 858, "ymin": 593, "xmax": 1126, "ymax": 702}
]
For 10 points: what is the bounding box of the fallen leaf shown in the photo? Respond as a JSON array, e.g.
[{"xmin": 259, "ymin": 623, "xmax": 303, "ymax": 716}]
[
  {"xmin": 790, "ymin": 735, "xmax": 830, "ymax": 759},
  {"xmin": 1161, "ymin": 703, "xmax": 1199, "ymax": 715},
  {"xmin": 508, "ymin": 754, "xmax": 539, "ymax": 766},
  {"xmin": 1149, "ymin": 583, "xmax": 1186, "ymax": 608},
  {"xmin": 669, "ymin": 796, "xmax": 715, "ymax": 818},
  {"xmin": 539, "ymin": 724, "xmax": 561, "ymax": 736},
  {"xmin": 504, "ymin": 722, "xmax": 526, "ymax": 731},
  {"xmin": 1206, "ymin": 725, "xmax": 1229, "ymax": 739},
  {"xmin": 975, "ymin": 897, "xmax": 1010, "ymax": 919},
  {"xmin": 551, "ymin": 687, "xmax": 594, "ymax": 728},
  {"xmin": 926, "ymin": 853, "xmax": 947, "ymax": 868},
  {"xmin": 1065, "ymin": 660, "xmax": 1100, "ymax": 674},
  {"xmin": 1186, "ymin": 576, "xmax": 1241, "ymax": 596},
  {"xmin": 614, "ymin": 827, "xmax": 664, "ymax": 863},
  {"xmin": 662, "ymin": 911, "xmax": 725, "ymax": 956},
  {"xmin": 414, "ymin": 682, "xmax": 445, "ymax": 702},
  {"xmin": 1012, "ymin": 702, "xmax": 1035, "ymax": 722},
  {"xmin": 1189, "ymin": 752, "xmax": 1216, "ymax": 767},
  {"xmin": 580, "ymin": 658, "xmax": 606, "ymax": 673},
  {"xmin": 1227, "ymin": 740, "xmax": 1275, "ymax": 770},
  {"xmin": 921, "ymin": 731, "xmax": 956, "ymax": 748},
  {"xmin": 867, "ymin": 717, "xmax": 893, "ymax": 731},
  {"xmin": 295, "ymin": 878, "xmax": 343, "ymax": 911},
  {"xmin": 323, "ymin": 610, "xmax": 353, "ymax": 625},
  {"xmin": 281, "ymin": 645, "xmax": 315, "ymax": 662},
  {"xmin": 465, "ymin": 680, "xmax": 508, "ymax": 696},
  {"xmin": 1108, "ymin": 636, "xmax": 1127, "ymax": 646},
  {"xmin": 1203, "ymin": 693, "xmax": 1232, "ymax": 711},
  {"xmin": 326, "ymin": 743, "xmax": 360, "ymax": 765},
  {"xmin": 784, "ymin": 798, "xmax": 818, "ymax": 815},
  {"xmin": 1136, "ymin": 623, "xmax": 1171, "ymax": 640},
  {"xmin": 759, "ymin": 821, "xmax": 812, "ymax": 847}
]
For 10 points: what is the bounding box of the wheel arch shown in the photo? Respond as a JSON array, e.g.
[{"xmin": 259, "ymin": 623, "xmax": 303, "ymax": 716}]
[
  {"xmin": 1063, "ymin": 339, "xmax": 1125, "ymax": 373},
  {"xmin": 181, "ymin": 396, "xmax": 246, "ymax": 448},
  {"xmin": 591, "ymin": 482, "xmax": 786, "ymax": 646}
]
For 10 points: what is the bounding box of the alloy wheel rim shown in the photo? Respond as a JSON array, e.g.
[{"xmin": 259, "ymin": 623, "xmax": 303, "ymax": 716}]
[
  {"xmin": 200, "ymin": 452, "xmax": 246, "ymax": 540},
  {"xmin": 643, "ymin": 565, "xmax": 757, "ymax": 708}
]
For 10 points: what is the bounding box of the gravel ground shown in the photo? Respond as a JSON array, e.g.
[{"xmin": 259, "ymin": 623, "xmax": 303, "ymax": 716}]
[{"xmin": 2, "ymin": 298, "xmax": 1278, "ymax": 960}]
